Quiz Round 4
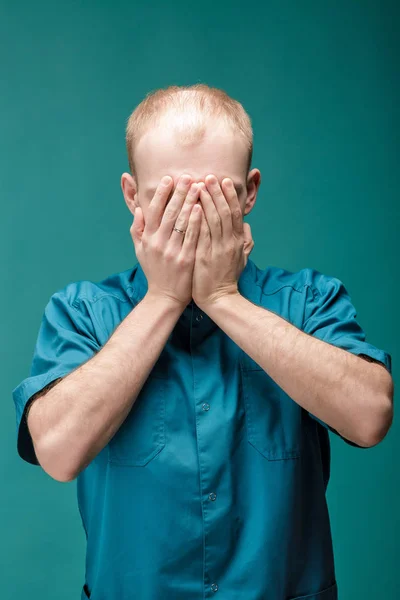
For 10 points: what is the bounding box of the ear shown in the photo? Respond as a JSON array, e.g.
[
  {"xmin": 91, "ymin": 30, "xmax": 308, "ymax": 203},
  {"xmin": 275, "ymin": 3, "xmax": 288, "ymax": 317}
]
[{"xmin": 121, "ymin": 172, "xmax": 139, "ymax": 217}]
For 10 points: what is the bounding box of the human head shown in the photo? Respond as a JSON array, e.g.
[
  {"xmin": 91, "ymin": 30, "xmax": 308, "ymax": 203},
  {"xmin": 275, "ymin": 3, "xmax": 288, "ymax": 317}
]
[{"xmin": 121, "ymin": 84, "xmax": 261, "ymax": 220}]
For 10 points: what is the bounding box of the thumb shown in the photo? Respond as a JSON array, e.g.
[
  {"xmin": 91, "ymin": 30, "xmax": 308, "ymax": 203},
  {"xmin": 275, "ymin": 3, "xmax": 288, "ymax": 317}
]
[
  {"xmin": 243, "ymin": 222, "xmax": 254, "ymax": 256},
  {"xmin": 130, "ymin": 206, "xmax": 144, "ymax": 246}
]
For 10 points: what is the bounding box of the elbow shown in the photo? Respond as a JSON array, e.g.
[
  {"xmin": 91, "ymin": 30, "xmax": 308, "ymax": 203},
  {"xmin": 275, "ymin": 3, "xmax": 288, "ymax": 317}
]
[
  {"xmin": 39, "ymin": 455, "xmax": 78, "ymax": 483},
  {"xmin": 357, "ymin": 393, "xmax": 394, "ymax": 449},
  {"xmin": 354, "ymin": 369, "xmax": 394, "ymax": 448},
  {"xmin": 49, "ymin": 468, "xmax": 79, "ymax": 483},
  {"xmin": 46, "ymin": 463, "xmax": 80, "ymax": 484},
  {"xmin": 35, "ymin": 436, "xmax": 80, "ymax": 483}
]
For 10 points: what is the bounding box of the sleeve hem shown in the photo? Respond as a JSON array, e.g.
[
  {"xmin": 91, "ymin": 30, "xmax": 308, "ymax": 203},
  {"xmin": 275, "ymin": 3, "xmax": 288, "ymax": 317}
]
[
  {"xmin": 14, "ymin": 368, "xmax": 74, "ymax": 466},
  {"xmin": 327, "ymin": 336, "xmax": 392, "ymax": 374}
]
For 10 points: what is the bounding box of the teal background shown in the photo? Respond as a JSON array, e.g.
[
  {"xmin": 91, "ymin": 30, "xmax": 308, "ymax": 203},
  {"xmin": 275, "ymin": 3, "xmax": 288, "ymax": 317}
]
[{"xmin": 2, "ymin": 1, "xmax": 398, "ymax": 598}]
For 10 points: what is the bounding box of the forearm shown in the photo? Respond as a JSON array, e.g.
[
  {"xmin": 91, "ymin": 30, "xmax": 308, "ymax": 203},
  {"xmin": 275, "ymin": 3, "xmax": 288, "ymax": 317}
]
[
  {"xmin": 202, "ymin": 292, "xmax": 393, "ymax": 447},
  {"xmin": 28, "ymin": 292, "xmax": 184, "ymax": 482}
]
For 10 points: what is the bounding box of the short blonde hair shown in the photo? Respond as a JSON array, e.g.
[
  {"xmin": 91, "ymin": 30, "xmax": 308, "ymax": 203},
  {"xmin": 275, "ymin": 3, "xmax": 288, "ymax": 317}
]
[{"xmin": 125, "ymin": 84, "xmax": 253, "ymax": 186}]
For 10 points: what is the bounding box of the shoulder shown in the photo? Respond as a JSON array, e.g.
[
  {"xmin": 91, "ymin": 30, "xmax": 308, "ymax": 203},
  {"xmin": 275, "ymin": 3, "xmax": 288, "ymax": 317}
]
[
  {"xmin": 253, "ymin": 262, "xmax": 340, "ymax": 299},
  {"xmin": 49, "ymin": 265, "xmax": 134, "ymax": 311}
]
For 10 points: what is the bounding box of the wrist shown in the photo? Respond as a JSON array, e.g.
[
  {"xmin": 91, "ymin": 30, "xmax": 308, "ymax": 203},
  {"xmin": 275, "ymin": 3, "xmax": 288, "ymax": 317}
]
[{"xmin": 145, "ymin": 291, "xmax": 187, "ymax": 314}]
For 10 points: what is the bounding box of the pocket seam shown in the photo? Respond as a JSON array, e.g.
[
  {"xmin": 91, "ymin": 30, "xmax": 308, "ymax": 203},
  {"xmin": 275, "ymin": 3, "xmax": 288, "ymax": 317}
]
[
  {"xmin": 241, "ymin": 360, "xmax": 300, "ymax": 461},
  {"xmin": 108, "ymin": 378, "xmax": 166, "ymax": 467},
  {"xmin": 289, "ymin": 580, "xmax": 337, "ymax": 599}
]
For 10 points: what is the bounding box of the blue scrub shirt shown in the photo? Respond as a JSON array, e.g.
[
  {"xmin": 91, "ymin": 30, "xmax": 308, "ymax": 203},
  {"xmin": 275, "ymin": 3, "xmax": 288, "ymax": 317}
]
[{"xmin": 12, "ymin": 258, "xmax": 392, "ymax": 600}]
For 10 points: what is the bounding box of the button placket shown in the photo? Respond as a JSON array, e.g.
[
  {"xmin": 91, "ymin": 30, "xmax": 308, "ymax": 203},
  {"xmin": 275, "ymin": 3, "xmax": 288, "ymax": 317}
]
[{"xmin": 192, "ymin": 329, "xmax": 224, "ymax": 599}]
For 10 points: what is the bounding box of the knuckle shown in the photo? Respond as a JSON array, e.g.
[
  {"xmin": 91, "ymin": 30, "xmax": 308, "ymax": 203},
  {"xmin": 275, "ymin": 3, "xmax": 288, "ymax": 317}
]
[
  {"xmin": 175, "ymin": 217, "xmax": 186, "ymax": 230},
  {"xmin": 164, "ymin": 249, "xmax": 175, "ymax": 262},
  {"xmin": 163, "ymin": 207, "xmax": 176, "ymax": 220},
  {"xmin": 220, "ymin": 205, "xmax": 231, "ymax": 217},
  {"xmin": 152, "ymin": 241, "xmax": 163, "ymax": 254},
  {"xmin": 212, "ymin": 215, "xmax": 221, "ymax": 229},
  {"xmin": 177, "ymin": 254, "xmax": 190, "ymax": 268}
]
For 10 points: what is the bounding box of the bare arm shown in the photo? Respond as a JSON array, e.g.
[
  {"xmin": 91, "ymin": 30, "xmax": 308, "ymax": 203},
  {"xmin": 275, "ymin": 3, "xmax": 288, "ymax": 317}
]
[
  {"xmin": 27, "ymin": 292, "xmax": 184, "ymax": 482},
  {"xmin": 27, "ymin": 172, "xmax": 202, "ymax": 481},
  {"xmin": 201, "ymin": 292, "xmax": 393, "ymax": 448}
]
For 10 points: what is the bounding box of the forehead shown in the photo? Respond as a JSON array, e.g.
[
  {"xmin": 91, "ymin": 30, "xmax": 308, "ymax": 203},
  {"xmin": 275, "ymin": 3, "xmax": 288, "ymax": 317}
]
[{"xmin": 136, "ymin": 121, "xmax": 248, "ymax": 196}]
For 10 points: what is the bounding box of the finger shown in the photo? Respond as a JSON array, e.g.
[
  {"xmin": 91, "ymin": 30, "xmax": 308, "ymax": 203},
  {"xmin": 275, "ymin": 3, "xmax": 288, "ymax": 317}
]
[
  {"xmin": 170, "ymin": 183, "xmax": 201, "ymax": 247},
  {"xmin": 243, "ymin": 222, "xmax": 252, "ymax": 246},
  {"xmin": 131, "ymin": 206, "xmax": 144, "ymax": 241},
  {"xmin": 146, "ymin": 176, "xmax": 174, "ymax": 234},
  {"xmin": 243, "ymin": 222, "xmax": 254, "ymax": 258},
  {"xmin": 181, "ymin": 203, "xmax": 203, "ymax": 260},
  {"xmin": 159, "ymin": 174, "xmax": 195, "ymax": 237},
  {"xmin": 204, "ymin": 175, "xmax": 232, "ymax": 239},
  {"xmin": 221, "ymin": 178, "xmax": 243, "ymax": 236},
  {"xmin": 197, "ymin": 182, "xmax": 221, "ymax": 240},
  {"xmin": 130, "ymin": 206, "xmax": 144, "ymax": 247},
  {"xmin": 198, "ymin": 203, "xmax": 211, "ymax": 250}
]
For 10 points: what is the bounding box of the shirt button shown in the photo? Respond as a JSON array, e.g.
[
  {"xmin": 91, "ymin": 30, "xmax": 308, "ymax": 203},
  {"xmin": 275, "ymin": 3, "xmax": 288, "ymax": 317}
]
[
  {"xmin": 202, "ymin": 402, "xmax": 210, "ymax": 411},
  {"xmin": 209, "ymin": 492, "xmax": 217, "ymax": 501},
  {"xmin": 211, "ymin": 582, "xmax": 219, "ymax": 592},
  {"xmin": 195, "ymin": 313, "xmax": 203, "ymax": 321}
]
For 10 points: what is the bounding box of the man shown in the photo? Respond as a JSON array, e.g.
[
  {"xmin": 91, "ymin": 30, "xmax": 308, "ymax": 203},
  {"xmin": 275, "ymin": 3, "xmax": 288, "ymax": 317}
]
[{"xmin": 12, "ymin": 84, "xmax": 393, "ymax": 600}]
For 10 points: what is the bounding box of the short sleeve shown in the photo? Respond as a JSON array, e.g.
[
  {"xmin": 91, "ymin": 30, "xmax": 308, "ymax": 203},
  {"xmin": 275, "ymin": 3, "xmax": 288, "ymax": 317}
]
[
  {"xmin": 302, "ymin": 272, "xmax": 392, "ymax": 448},
  {"xmin": 12, "ymin": 292, "xmax": 100, "ymax": 465}
]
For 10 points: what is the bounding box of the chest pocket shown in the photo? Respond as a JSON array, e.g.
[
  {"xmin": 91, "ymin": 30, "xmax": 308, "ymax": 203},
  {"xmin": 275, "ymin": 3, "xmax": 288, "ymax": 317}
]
[
  {"xmin": 240, "ymin": 353, "xmax": 301, "ymax": 460},
  {"xmin": 108, "ymin": 373, "xmax": 166, "ymax": 467}
]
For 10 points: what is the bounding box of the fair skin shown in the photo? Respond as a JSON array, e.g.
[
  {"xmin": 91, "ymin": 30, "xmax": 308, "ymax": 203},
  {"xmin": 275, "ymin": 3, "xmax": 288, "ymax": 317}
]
[
  {"xmin": 121, "ymin": 117, "xmax": 394, "ymax": 448},
  {"xmin": 27, "ymin": 120, "xmax": 261, "ymax": 482},
  {"xmin": 26, "ymin": 117, "xmax": 393, "ymax": 483},
  {"xmin": 121, "ymin": 119, "xmax": 260, "ymax": 307}
]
